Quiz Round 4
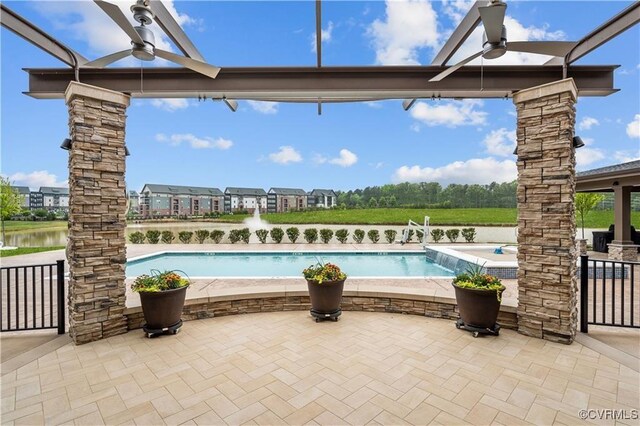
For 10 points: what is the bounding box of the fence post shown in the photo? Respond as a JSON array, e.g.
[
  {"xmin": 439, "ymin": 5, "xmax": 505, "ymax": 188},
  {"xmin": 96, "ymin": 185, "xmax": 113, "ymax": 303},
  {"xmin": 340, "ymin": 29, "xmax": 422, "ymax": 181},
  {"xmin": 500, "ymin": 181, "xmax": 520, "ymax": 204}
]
[
  {"xmin": 57, "ymin": 260, "xmax": 65, "ymax": 334},
  {"xmin": 580, "ymin": 255, "xmax": 589, "ymax": 333}
]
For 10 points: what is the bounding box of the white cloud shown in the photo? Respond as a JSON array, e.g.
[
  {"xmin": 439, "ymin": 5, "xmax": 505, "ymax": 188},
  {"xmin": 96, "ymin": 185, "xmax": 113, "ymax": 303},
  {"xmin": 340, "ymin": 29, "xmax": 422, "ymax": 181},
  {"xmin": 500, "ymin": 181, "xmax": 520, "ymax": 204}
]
[
  {"xmin": 156, "ymin": 133, "xmax": 233, "ymax": 150},
  {"xmin": 410, "ymin": 100, "xmax": 487, "ymax": 127},
  {"xmin": 627, "ymin": 114, "xmax": 640, "ymax": 139},
  {"xmin": 575, "ymin": 137, "xmax": 605, "ymax": 169},
  {"xmin": 366, "ymin": 0, "xmax": 439, "ymax": 65},
  {"xmin": 312, "ymin": 154, "xmax": 328, "ymax": 165},
  {"xmin": 613, "ymin": 150, "xmax": 640, "ymax": 163},
  {"xmin": 329, "ymin": 149, "xmax": 358, "ymax": 167},
  {"xmin": 268, "ymin": 146, "xmax": 303, "ymax": 164},
  {"xmin": 34, "ymin": 1, "xmax": 194, "ymax": 63},
  {"xmin": 364, "ymin": 101, "xmax": 383, "ymax": 109},
  {"xmin": 311, "ymin": 21, "xmax": 334, "ymax": 52},
  {"xmin": 483, "ymin": 128, "xmax": 516, "ymax": 157},
  {"xmin": 370, "ymin": 162, "xmax": 384, "ymax": 169},
  {"xmin": 392, "ymin": 157, "xmax": 517, "ymax": 185},
  {"xmin": 441, "ymin": 0, "xmax": 475, "ymax": 25},
  {"xmin": 410, "ymin": 123, "xmax": 421, "ymax": 133},
  {"xmin": 150, "ymin": 99, "xmax": 190, "ymax": 112},
  {"xmin": 578, "ymin": 116, "xmax": 599, "ymax": 131},
  {"xmin": 8, "ymin": 171, "xmax": 68, "ymax": 190},
  {"xmin": 247, "ymin": 101, "xmax": 279, "ymax": 115}
]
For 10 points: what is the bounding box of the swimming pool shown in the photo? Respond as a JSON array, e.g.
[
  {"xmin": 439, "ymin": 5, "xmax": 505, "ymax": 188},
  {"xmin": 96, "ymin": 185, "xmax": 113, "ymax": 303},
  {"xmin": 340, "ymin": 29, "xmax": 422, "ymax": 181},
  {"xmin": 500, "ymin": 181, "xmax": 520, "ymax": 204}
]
[{"xmin": 126, "ymin": 251, "xmax": 455, "ymax": 278}]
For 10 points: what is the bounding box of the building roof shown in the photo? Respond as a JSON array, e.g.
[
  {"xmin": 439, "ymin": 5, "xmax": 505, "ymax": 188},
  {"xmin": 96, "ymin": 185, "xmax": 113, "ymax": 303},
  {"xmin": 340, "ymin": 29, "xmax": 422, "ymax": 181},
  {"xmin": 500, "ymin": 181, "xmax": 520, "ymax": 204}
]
[
  {"xmin": 39, "ymin": 187, "xmax": 69, "ymax": 195},
  {"xmin": 141, "ymin": 184, "xmax": 223, "ymax": 196},
  {"xmin": 225, "ymin": 187, "xmax": 267, "ymax": 196},
  {"xmin": 576, "ymin": 160, "xmax": 640, "ymax": 192},
  {"xmin": 309, "ymin": 189, "xmax": 337, "ymax": 196},
  {"xmin": 268, "ymin": 187, "xmax": 307, "ymax": 196},
  {"xmin": 11, "ymin": 186, "xmax": 30, "ymax": 194},
  {"xmin": 129, "ymin": 190, "xmax": 139, "ymax": 197}
]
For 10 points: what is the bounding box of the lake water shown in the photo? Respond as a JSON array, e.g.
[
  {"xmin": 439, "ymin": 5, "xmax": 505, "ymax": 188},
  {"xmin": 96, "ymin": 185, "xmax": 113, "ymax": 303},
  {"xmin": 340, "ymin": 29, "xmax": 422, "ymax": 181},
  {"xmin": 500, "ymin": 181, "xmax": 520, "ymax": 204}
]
[{"xmin": 4, "ymin": 222, "xmax": 603, "ymax": 247}]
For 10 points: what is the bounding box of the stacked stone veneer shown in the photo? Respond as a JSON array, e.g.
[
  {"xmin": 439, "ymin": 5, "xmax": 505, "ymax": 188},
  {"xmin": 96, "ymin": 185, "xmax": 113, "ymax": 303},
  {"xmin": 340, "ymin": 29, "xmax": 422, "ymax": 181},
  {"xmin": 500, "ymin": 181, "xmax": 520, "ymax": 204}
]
[
  {"xmin": 513, "ymin": 79, "xmax": 578, "ymax": 344},
  {"xmin": 608, "ymin": 244, "xmax": 638, "ymax": 261},
  {"xmin": 125, "ymin": 295, "xmax": 518, "ymax": 331},
  {"xmin": 65, "ymin": 82, "xmax": 130, "ymax": 345}
]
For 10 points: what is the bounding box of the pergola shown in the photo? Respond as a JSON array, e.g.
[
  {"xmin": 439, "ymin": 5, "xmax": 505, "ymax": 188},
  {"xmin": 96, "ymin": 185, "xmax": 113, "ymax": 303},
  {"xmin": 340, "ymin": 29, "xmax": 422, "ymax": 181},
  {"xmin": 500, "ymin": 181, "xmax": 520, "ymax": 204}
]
[
  {"xmin": 577, "ymin": 160, "xmax": 640, "ymax": 256},
  {"xmin": 2, "ymin": 1, "xmax": 639, "ymax": 346}
]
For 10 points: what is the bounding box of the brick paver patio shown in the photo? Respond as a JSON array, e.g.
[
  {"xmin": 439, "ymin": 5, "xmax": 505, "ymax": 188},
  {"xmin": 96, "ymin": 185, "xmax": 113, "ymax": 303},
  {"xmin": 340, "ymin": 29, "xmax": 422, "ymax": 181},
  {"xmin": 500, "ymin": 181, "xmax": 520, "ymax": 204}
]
[{"xmin": 2, "ymin": 311, "xmax": 638, "ymax": 425}]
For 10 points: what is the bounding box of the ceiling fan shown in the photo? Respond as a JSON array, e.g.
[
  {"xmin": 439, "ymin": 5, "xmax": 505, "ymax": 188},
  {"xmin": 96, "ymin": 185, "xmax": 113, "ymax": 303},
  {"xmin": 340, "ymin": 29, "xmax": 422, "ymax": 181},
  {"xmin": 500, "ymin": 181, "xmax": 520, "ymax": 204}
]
[
  {"xmin": 85, "ymin": 0, "xmax": 220, "ymax": 79},
  {"xmin": 430, "ymin": 0, "xmax": 577, "ymax": 82}
]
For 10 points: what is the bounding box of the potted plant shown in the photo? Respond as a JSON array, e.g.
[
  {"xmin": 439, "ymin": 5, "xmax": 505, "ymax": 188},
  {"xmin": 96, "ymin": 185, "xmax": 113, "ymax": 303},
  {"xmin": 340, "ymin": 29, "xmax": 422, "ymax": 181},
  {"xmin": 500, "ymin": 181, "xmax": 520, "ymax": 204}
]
[
  {"xmin": 452, "ymin": 265, "xmax": 504, "ymax": 337},
  {"xmin": 131, "ymin": 270, "xmax": 190, "ymax": 337},
  {"xmin": 303, "ymin": 262, "xmax": 347, "ymax": 322}
]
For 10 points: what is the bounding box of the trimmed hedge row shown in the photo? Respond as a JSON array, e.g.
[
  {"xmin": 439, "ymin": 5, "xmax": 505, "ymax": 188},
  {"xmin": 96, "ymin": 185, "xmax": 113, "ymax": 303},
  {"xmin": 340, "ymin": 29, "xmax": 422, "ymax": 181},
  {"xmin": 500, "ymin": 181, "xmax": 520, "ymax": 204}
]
[{"xmin": 128, "ymin": 227, "xmax": 476, "ymax": 244}]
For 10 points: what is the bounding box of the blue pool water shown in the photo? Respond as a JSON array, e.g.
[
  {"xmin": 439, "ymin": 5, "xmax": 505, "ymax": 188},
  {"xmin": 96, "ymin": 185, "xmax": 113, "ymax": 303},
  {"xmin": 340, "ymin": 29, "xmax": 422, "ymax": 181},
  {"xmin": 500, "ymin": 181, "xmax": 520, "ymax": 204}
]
[{"xmin": 126, "ymin": 252, "xmax": 455, "ymax": 278}]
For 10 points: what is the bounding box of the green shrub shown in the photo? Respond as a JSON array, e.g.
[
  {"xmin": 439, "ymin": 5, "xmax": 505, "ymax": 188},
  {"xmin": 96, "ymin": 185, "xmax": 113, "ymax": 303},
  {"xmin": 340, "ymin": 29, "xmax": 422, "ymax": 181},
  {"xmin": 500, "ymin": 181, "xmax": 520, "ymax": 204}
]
[
  {"xmin": 129, "ymin": 231, "xmax": 145, "ymax": 244},
  {"xmin": 384, "ymin": 229, "xmax": 397, "ymax": 243},
  {"xmin": 367, "ymin": 229, "xmax": 380, "ymax": 243},
  {"xmin": 286, "ymin": 227, "xmax": 300, "ymax": 243},
  {"xmin": 270, "ymin": 227, "xmax": 284, "ymax": 243},
  {"xmin": 194, "ymin": 230, "xmax": 210, "ymax": 244},
  {"xmin": 445, "ymin": 229, "xmax": 460, "ymax": 243},
  {"xmin": 210, "ymin": 230, "xmax": 225, "ymax": 244},
  {"xmin": 146, "ymin": 230, "xmax": 161, "ymax": 244},
  {"xmin": 161, "ymin": 231, "xmax": 175, "ymax": 244},
  {"xmin": 430, "ymin": 228, "xmax": 444, "ymax": 243},
  {"xmin": 256, "ymin": 229, "xmax": 269, "ymax": 243},
  {"xmin": 461, "ymin": 227, "xmax": 477, "ymax": 243},
  {"xmin": 240, "ymin": 228, "xmax": 251, "ymax": 244},
  {"xmin": 319, "ymin": 229, "xmax": 334, "ymax": 244},
  {"xmin": 304, "ymin": 228, "xmax": 318, "ymax": 243},
  {"xmin": 335, "ymin": 229, "xmax": 349, "ymax": 244},
  {"xmin": 178, "ymin": 231, "xmax": 193, "ymax": 244},
  {"xmin": 405, "ymin": 229, "xmax": 414, "ymax": 242},
  {"xmin": 353, "ymin": 229, "xmax": 365, "ymax": 243},
  {"xmin": 229, "ymin": 229, "xmax": 241, "ymax": 244}
]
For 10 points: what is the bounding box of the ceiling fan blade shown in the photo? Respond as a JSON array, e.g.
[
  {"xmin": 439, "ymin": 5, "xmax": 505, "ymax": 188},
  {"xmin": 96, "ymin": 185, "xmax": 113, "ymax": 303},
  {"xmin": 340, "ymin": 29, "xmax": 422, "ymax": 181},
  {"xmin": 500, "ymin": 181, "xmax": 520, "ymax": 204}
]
[
  {"xmin": 429, "ymin": 51, "xmax": 483, "ymax": 82},
  {"xmin": 148, "ymin": 0, "xmax": 205, "ymax": 62},
  {"xmin": 94, "ymin": 0, "xmax": 144, "ymax": 45},
  {"xmin": 506, "ymin": 41, "xmax": 578, "ymax": 57},
  {"xmin": 478, "ymin": 3, "xmax": 506, "ymax": 43},
  {"xmin": 84, "ymin": 50, "xmax": 131, "ymax": 68},
  {"xmin": 223, "ymin": 98, "xmax": 238, "ymax": 112},
  {"xmin": 402, "ymin": 99, "xmax": 417, "ymax": 111},
  {"xmin": 155, "ymin": 49, "xmax": 221, "ymax": 79}
]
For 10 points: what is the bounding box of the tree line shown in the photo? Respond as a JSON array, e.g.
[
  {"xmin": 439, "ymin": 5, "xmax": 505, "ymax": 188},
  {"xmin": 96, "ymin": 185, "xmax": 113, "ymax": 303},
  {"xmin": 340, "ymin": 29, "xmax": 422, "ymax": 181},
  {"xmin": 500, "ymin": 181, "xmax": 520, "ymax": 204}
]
[{"xmin": 336, "ymin": 181, "xmax": 518, "ymax": 209}]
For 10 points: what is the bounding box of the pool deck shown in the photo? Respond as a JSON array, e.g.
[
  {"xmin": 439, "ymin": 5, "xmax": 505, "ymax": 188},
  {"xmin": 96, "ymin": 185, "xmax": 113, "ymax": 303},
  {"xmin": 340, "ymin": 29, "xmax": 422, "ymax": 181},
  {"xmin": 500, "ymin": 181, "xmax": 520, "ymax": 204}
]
[{"xmin": 2, "ymin": 245, "xmax": 639, "ymax": 426}]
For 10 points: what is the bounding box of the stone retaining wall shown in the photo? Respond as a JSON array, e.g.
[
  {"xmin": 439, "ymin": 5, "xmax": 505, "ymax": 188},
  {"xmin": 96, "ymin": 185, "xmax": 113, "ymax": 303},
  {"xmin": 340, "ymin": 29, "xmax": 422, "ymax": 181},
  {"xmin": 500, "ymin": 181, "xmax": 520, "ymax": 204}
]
[{"xmin": 125, "ymin": 294, "xmax": 518, "ymax": 331}]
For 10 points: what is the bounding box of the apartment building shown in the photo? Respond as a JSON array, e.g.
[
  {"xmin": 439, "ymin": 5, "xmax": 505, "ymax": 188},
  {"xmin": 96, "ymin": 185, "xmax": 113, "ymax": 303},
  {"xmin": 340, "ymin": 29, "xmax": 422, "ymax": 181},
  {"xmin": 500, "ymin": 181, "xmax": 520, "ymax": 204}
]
[
  {"xmin": 139, "ymin": 184, "xmax": 224, "ymax": 218},
  {"xmin": 39, "ymin": 187, "xmax": 69, "ymax": 211},
  {"xmin": 267, "ymin": 188, "xmax": 307, "ymax": 213},
  {"xmin": 307, "ymin": 189, "xmax": 337, "ymax": 208},
  {"xmin": 11, "ymin": 186, "xmax": 30, "ymax": 209},
  {"xmin": 224, "ymin": 187, "xmax": 267, "ymax": 213}
]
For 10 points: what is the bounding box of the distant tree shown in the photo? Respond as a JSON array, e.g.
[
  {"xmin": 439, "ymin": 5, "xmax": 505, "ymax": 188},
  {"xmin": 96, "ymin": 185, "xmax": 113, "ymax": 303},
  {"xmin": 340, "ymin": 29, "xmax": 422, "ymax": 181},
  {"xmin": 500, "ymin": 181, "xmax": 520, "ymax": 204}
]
[
  {"xmin": 368, "ymin": 197, "xmax": 378, "ymax": 208},
  {"xmin": 575, "ymin": 193, "xmax": 605, "ymax": 239}
]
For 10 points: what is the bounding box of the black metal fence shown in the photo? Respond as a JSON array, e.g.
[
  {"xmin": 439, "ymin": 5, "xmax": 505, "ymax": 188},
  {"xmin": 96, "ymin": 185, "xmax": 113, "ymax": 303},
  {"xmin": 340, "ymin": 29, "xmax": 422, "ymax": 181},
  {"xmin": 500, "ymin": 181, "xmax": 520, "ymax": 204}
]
[
  {"xmin": 580, "ymin": 255, "xmax": 639, "ymax": 333},
  {"xmin": 0, "ymin": 260, "xmax": 65, "ymax": 334}
]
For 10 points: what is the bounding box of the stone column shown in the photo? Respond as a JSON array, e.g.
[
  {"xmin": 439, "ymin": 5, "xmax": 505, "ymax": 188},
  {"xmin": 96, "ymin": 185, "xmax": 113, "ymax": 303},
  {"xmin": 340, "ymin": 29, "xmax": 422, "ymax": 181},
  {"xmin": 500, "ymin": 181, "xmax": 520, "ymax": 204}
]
[
  {"xmin": 513, "ymin": 78, "xmax": 578, "ymax": 344},
  {"xmin": 608, "ymin": 186, "xmax": 636, "ymax": 261},
  {"xmin": 65, "ymin": 82, "xmax": 130, "ymax": 345}
]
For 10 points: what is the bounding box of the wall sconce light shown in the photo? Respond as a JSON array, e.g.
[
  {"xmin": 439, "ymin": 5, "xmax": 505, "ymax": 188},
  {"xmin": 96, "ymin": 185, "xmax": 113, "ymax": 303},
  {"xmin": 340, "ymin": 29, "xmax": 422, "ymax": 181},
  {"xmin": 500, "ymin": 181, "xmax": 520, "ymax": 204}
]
[
  {"xmin": 60, "ymin": 138, "xmax": 72, "ymax": 150},
  {"xmin": 60, "ymin": 137, "xmax": 130, "ymax": 156},
  {"xmin": 572, "ymin": 136, "xmax": 585, "ymax": 148}
]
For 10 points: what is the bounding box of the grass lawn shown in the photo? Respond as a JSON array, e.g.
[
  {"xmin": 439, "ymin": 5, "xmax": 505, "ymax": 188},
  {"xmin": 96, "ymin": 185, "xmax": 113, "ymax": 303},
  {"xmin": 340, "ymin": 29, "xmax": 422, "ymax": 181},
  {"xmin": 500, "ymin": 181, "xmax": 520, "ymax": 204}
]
[
  {"xmin": 215, "ymin": 208, "xmax": 638, "ymax": 228},
  {"xmin": 0, "ymin": 246, "xmax": 65, "ymax": 258},
  {"xmin": 4, "ymin": 221, "xmax": 67, "ymax": 232}
]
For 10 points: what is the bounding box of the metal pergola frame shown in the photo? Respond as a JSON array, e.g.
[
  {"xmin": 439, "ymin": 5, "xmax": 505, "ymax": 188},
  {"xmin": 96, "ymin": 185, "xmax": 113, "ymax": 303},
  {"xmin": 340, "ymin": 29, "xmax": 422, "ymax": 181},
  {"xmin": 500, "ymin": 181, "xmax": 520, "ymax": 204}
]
[{"xmin": 1, "ymin": 1, "xmax": 639, "ymax": 105}]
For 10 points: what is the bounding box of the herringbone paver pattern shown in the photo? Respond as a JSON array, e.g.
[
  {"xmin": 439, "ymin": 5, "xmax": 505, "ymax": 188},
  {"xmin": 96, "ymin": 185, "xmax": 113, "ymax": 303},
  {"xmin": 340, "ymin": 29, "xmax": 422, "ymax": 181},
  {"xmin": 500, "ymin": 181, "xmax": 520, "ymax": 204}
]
[{"xmin": 2, "ymin": 312, "xmax": 638, "ymax": 425}]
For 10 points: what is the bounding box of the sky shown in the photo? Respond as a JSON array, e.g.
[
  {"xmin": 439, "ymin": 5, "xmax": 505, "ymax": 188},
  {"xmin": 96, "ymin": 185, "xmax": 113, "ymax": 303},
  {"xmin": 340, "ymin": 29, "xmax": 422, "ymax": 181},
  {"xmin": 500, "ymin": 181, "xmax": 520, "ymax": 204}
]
[{"xmin": 1, "ymin": 0, "xmax": 639, "ymax": 193}]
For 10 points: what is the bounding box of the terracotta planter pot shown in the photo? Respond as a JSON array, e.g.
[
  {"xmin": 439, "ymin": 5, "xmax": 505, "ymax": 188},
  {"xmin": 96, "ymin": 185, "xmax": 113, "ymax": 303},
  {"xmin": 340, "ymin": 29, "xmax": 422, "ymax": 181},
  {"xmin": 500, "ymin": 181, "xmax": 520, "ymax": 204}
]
[
  {"xmin": 306, "ymin": 279, "xmax": 345, "ymax": 314},
  {"xmin": 453, "ymin": 283, "xmax": 505, "ymax": 329},
  {"xmin": 139, "ymin": 286, "xmax": 188, "ymax": 329}
]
